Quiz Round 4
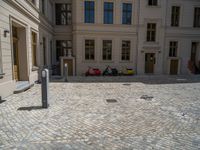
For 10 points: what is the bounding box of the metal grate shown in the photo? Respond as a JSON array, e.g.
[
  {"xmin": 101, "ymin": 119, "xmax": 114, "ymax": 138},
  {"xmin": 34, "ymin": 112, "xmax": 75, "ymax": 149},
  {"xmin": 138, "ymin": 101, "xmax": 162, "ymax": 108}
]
[{"xmin": 106, "ymin": 99, "xmax": 118, "ymax": 103}]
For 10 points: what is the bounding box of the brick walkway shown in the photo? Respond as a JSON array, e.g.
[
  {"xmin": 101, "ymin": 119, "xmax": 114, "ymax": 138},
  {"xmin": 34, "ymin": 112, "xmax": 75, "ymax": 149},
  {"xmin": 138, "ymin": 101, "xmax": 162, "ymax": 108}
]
[{"xmin": 0, "ymin": 76, "xmax": 200, "ymax": 150}]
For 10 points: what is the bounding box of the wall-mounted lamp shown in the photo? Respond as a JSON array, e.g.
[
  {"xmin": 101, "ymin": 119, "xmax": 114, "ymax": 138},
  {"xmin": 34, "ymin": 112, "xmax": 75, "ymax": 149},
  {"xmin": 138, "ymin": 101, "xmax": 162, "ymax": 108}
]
[{"xmin": 4, "ymin": 30, "xmax": 10, "ymax": 37}]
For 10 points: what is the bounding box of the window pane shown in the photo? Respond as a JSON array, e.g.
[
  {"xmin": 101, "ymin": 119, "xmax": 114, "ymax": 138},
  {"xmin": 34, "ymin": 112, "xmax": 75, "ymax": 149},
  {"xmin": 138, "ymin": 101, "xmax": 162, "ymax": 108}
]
[
  {"xmin": 104, "ymin": 2, "xmax": 113, "ymax": 24},
  {"xmin": 169, "ymin": 41, "xmax": 178, "ymax": 57},
  {"xmin": 122, "ymin": 3, "xmax": 132, "ymax": 24},
  {"xmin": 147, "ymin": 23, "xmax": 156, "ymax": 42},
  {"xmin": 56, "ymin": 40, "xmax": 72, "ymax": 61},
  {"xmin": 171, "ymin": 6, "xmax": 180, "ymax": 27},
  {"xmin": 85, "ymin": 1, "xmax": 95, "ymax": 23},
  {"xmin": 85, "ymin": 40, "xmax": 95, "ymax": 60},
  {"xmin": 121, "ymin": 41, "xmax": 130, "ymax": 61},
  {"xmin": 103, "ymin": 40, "xmax": 112, "ymax": 60},
  {"xmin": 55, "ymin": 3, "xmax": 72, "ymax": 25}
]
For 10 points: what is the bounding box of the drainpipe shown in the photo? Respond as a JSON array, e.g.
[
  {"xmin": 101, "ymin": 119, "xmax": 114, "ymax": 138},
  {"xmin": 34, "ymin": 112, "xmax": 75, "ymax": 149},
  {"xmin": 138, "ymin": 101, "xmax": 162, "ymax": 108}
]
[
  {"xmin": 135, "ymin": 0, "xmax": 140, "ymax": 75},
  {"xmin": 163, "ymin": 0, "xmax": 168, "ymax": 74}
]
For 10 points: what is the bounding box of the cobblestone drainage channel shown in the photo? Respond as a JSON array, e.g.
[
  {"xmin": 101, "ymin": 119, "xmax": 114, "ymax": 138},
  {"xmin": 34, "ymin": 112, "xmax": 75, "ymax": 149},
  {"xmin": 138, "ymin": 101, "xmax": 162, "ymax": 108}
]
[
  {"xmin": 106, "ymin": 99, "xmax": 118, "ymax": 103},
  {"xmin": 140, "ymin": 95, "xmax": 154, "ymax": 101}
]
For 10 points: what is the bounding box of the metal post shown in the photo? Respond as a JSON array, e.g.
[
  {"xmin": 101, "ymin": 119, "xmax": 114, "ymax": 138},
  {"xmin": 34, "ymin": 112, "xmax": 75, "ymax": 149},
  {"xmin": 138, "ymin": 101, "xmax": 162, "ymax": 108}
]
[
  {"xmin": 64, "ymin": 63, "xmax": 68, "ymax": 82},
  {"xmin": 41, "ymin": 69, "xmax": 49, "ymax": 108}
]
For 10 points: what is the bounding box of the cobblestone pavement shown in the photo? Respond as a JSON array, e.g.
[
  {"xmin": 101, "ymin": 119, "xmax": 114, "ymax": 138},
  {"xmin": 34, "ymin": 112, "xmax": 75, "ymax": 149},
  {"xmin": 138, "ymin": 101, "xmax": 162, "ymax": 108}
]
[{"xmin": 0, "ymin": 76, "xmax": 200, "ymax": 150}]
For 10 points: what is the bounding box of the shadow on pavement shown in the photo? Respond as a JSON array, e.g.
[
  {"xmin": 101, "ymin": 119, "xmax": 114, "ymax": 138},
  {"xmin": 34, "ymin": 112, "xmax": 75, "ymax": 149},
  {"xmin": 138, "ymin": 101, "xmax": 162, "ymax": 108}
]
[
  {"xmin": 18, "ymin": 106, "xmax": 44, "ymax": 111},
  {"xmin": 0, "ymin": 100, "xmax": 6, "ymax": 104}
]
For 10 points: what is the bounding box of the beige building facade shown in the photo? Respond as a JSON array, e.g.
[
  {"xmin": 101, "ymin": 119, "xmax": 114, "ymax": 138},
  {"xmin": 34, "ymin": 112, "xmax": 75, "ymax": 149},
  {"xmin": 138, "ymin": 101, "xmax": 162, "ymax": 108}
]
[{"xmin": 0, "ymin": 0, "xmax": 200, "ymax": 98}]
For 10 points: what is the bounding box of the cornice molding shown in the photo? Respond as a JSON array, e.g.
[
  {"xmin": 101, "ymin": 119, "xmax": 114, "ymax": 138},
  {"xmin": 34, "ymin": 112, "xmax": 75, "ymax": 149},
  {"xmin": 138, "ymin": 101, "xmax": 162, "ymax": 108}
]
[{"xmin": 3, "ymin": 0, "xmax": 40, "ymax": 24}]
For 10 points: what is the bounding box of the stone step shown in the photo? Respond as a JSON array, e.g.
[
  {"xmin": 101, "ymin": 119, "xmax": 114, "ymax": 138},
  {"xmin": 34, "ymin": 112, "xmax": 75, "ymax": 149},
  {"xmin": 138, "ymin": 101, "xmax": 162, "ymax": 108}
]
[{"xmin": 14, "ymin": 81, "xmax": 34, "ymax": 94}]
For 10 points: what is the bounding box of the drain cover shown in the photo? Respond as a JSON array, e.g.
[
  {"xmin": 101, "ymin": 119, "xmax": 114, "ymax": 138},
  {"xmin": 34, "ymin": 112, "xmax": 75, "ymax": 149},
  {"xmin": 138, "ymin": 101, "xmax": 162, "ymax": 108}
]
[
  {"xmin": 106, "ymin": 99, "xmax": 118, "ymax": 103},
  {"xmin": 123, "ymin": 84, "xmax": 131, "ymax": 86},
  {"xmin": 140, "ymin": 95, "xmax": 154, "ymax": 101}
]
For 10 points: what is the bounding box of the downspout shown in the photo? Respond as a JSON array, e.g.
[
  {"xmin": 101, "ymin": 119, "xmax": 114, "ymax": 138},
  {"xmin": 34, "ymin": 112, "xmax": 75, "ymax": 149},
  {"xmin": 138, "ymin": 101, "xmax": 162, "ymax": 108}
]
[
  {"xmin": 135, "ymin": 0, "xmax": 140, "ymax": 75},
  {"xmin": 163, "ymin": 0, "xmax": 168, "ymax": 74}
]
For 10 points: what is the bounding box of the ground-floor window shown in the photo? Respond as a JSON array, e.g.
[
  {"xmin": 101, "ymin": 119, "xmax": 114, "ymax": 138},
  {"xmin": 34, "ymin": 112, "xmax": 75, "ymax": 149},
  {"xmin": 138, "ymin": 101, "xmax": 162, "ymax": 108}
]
[
  {"xmin": 56, "ymin": 40, "xmax": 72, "ymax": 62},
  {"xmin": 191, "ymin": 42, "xmax": 198, "ymax": 62},
  {"xmin": 169, "ymin": 41, "xmax": 178, "ymax": 57},
  {"xmin": 121, "ymin": 41, "xmax": 130, "ymax": 61},
  {"xmin": 85, "ymin": 40, "xmax": 95, "ymax": 60},
  {"xmin": 103, "ymin": 40, "xmax": 112, "ymax": 60},
  {"xmin": 31, "ymin": 31, "xmax": 37, "ymax": 67}
]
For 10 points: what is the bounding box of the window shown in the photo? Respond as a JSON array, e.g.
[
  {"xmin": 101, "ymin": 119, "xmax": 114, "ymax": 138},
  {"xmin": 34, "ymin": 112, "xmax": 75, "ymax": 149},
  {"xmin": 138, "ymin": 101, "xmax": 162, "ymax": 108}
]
[
  {"xmin": 194, "ymin": 7, "xmax": 200, "ymax": 27},
  {"xmin": 85, "ymin": 1, "xmax": 95, "ymax": 23},
  {"xmin": 122, "ymin": 3, "xmax": 132, "ymax": 25},
  {"xmin": 147, "ymin": 23, "xmax": 156, "ymax": 42},
  {"xmin": 169, "ymin": 41, "xmax": 178, "ymax": 57},
  {"xmin": 121, "ymin": 41, "xmax": 130, "ymax": 61},
  {"xmin": 103, "ymin": 40, "xmax": 112, "ymax": 60},
  {"xmin": 85, "ymin": 40, "xmax": 95, "ymax": 60},
  {"xmin": 55, "ymin": 3, "xmax": 72, "ymax": 25},
  {"xmin": 104, "ymin": 2, "xmax": 114, "ymax": 24},
  {"xmin": 171, "ymin": 6, "xmax": 180, "ymax": 27},
  {"xmin": 56, "ymin": 40, "xmax": 72, "ymax": 61},
  {"xmin": 31, "ymin": 32, "xmax": 37, "ymax": 67},
  {"xmin": 191, "ymin": 42, "xmax": 198, "ymax": 62},
  {"xmin": 41, "ymin": 0, "xmax": 45, "ymax": 14},
  {"xmin": 148, "ymin": 0, "xmax": 158, "ymax": 6}
]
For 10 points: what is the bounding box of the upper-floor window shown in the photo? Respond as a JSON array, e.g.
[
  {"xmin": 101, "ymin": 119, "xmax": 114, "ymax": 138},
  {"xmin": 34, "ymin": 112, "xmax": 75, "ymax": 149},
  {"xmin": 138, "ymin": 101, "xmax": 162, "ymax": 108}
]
[
  {"xmin": 104, "ymin": 2, "xmax": 114, "ymax": 24},
  {"xmin": 122, "ymin": 3, "xmax": 132, "ymax": 25},
  {"xmin": 41, "ymin": 0, "xmax": 45, "ymax": 14},
  {"xmin": 194, "ymin": 7, "xmax": 200, "ymax": 27},
  {"xmin": 121, "ymin": 41, "xmax": 130, "ymax": 61},
  {"xmin": 85, "ymin": 1, "xmax": 95, "ymax": 23},
  {"xmin": 169, "ymin": 41, "xmax": 178, "ymax": 57},
  {"xmin": 56, "ymin": 40, "xmax": 72, "ymax": 61},
  {"xmin": 103, "ymin": 40, "xmax": 112, "ymax": 60},
  {"xmin": 171, "ymin": 6, "xmax": 180, "ymax": 27},
  {"xmin": 147, "ymin": 23, "xmax": 156, "ymax": 42},
  {"xmin": 56, "ymin": 4, "xmax": 72, "ymax": 25},
  {"xmin": 31, "ymin": 32, "xmax": 37, "ymax": 67},
  {"xmin": 148, "ymin": 0, "xmax": 158, "ymax": 6},
  {"xmin": 85, "ymin": 40, "xmax": 95, "ymax": 60}
]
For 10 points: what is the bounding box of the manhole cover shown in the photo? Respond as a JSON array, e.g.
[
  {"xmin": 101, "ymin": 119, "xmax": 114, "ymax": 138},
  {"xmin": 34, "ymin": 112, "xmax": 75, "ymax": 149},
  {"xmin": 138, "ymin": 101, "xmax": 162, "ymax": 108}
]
[
  {"xmin": 140, "ymin": 95, "xmax": 154, "ymax": 101},
  {"xmin": 106, "ymin": 99, "xmax": 118, "ymax": 103}
]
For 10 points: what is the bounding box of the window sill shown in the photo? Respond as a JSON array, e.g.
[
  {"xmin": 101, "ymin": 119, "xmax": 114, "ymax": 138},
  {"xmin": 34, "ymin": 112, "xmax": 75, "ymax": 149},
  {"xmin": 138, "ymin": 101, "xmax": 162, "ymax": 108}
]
[
  {"xmin": 32, "ymin": 66, "xmax": 39, "ymax": 72},
  {"xmin": 119, "ymin": 61, "xmax": 133, "ymax": 63},
  {"xmin": 146, "ymin": 5, "xmax": 161, "ymax": 8},
  {"xmin": 82, "ymin": 60, "xmax": 97, "ymax": 63},
  {"xmin": 100, "ymin": 60, "xmax": 114, "ymax": 63}
]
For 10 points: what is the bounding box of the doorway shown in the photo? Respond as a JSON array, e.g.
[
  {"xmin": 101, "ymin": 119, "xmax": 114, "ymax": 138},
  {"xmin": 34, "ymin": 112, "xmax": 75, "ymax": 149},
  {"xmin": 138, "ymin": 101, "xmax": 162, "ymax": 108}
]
[
  {"xmin": 13, "ymin": 38, "xmax": 19, "ymax": 81},
  {"xmin": 63, "ymin": 59, "xmax": 73, "ymax": 76},
  {"xmin": 12, "ymin": 24, "xmax": 28, "ymax": 81},
  {"xmin": 145, "ymin": 53, "xmax": 155, "ymax": 74},
  {"xmin": 170, "ymin": 59, "xmax": 179, "ymax": 75}
]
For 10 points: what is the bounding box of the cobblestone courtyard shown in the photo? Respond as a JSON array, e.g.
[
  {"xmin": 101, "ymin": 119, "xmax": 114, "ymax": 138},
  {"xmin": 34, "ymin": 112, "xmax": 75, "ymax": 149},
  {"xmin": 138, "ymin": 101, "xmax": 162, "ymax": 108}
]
[{"xmin": 0, "ymin": 76, "xmax": 200, "ymax": 150}]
